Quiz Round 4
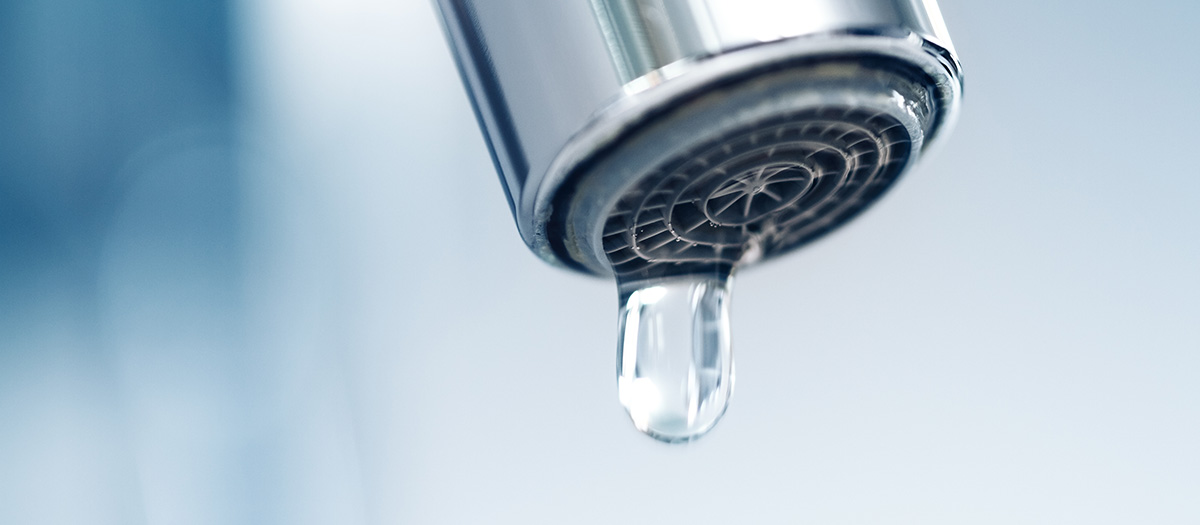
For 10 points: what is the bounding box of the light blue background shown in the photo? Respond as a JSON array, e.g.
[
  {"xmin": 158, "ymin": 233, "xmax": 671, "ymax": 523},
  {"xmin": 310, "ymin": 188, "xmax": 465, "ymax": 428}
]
[{"xmin": 2, "ymin": 1, "xmax": 1198, "ymax": 523}]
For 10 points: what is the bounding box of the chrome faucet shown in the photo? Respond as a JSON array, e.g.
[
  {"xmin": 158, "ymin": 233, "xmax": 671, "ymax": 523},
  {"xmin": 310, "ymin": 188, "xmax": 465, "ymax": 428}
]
[{"xmin": 435, "ymin": 0, "xmax": 962, "ymax": 443}]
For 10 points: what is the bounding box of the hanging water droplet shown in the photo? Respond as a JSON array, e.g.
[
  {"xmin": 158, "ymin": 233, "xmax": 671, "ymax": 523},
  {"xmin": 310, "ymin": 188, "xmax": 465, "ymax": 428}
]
[{"xmin": 616, "ymin": 269, "xmax": 735, "ymax": 443}]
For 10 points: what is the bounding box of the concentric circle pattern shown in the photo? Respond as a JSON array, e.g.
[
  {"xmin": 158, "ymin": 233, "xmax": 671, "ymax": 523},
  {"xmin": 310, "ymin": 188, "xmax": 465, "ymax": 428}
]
[{"xmin": 602, "ymin": 106, "xmax": 913, "ymax": 278}]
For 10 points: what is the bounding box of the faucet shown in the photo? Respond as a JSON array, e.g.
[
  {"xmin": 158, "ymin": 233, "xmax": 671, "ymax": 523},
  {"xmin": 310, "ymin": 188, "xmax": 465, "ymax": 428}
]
[{"xmin": 434, "ymin": 0, "xmax": 962, "ymax": 443}]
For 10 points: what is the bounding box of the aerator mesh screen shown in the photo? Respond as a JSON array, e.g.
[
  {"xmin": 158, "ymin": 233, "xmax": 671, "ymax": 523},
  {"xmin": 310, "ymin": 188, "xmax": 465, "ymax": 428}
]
[{"xmin": 602, "ymin": 106, "xmax": 912, "ymax": 278}]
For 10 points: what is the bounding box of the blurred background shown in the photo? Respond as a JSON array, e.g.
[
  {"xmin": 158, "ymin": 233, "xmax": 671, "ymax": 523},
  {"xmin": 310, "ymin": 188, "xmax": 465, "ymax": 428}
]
[{"xmin": 1, "ymin": 0, "xmax": 1198, "ymax": 523}]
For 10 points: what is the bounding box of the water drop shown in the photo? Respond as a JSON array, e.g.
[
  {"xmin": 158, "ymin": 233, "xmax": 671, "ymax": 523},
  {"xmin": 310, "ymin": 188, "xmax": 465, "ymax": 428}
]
[{"xmin": 616, "ymin": 269, "xmax": 734, "ymax": 443}]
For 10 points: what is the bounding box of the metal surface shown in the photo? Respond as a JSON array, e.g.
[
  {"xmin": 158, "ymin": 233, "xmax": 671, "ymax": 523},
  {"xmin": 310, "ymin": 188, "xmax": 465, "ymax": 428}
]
[{"xmin": 434, "ymin": 0, "xmax": 962, "ymax": 274}]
